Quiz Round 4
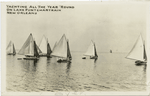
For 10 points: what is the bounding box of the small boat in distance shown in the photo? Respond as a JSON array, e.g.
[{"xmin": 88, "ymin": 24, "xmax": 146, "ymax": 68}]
[
  {"xmin": 82, "ymin": 40, "xmax": 98, "ymax": 59},
  {"xmin": 6, "ymin": 41, "xmax": 16, "ymax": 55},
  {"xmin": 18, "ymin": 33, "xmax": 39, "ymax": 60},
  {"xmin": 38, "ymin": 35, "xmax": 52, "ymax": 57},
  {"xmin": 110, "ymin": 50, "xmax": 112, "ymax": 53},
  {"xmin": 126, "ymin": 34, "xmax": 147, "ymax": 64},
  {"xmin": 51, "ymin": 34, "xmax": 71, "ymax": 62}
]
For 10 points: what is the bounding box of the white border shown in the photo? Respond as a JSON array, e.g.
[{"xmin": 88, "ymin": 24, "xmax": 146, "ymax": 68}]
[{"xmin": 1, "ymin": 1, "xmax": 150, "ymax": 96}]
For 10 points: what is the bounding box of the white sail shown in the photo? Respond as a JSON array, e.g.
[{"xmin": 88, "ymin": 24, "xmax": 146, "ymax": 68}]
[
  {"xmin": 29, "ymin": 39, "xmax": 34, "ymax": 55},
  {"xmin": 126, "ymin": 35, "xmax": 144, "ymax": 61},
  {"xmin": 51, "ymin": 34, "xmax": 67, "ymax": 58},
  {"xmin": 39, "ymin": 36, "xmax": 47, "ymax": 54},
  {"xmin": 84, "ymin": 41, "xmax": 95, "ymax": 56},
  {"xmin": 52, "ymin": 42, "xmax": 57, "ymax": 51},
  {"xmin": 18, "ymin": 34, "xmax": 34, "ymax": 56},
  {"xmin": 7, "ymin": 41, "xmax": 14, "ymax": 54}
]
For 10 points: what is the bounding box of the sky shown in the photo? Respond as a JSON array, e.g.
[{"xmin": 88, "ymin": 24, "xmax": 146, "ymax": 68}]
[{"xmin": 6, "ymin": 2, "xmax": 148, "ymax": 53}]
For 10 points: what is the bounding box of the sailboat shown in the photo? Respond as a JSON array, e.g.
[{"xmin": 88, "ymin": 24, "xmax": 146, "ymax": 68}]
[
  {"xmin": 6, "ymin": 41, "xmax": 16, "ymax": 55},
  {"xmin": 18, "ymin": 33, "xmax": 39, "ymax": 60},
  {"xmin": 51, "ymin": 34, "xmax": 71, "ymax": 62},
  {"xmin": 38, "ymin": 35, "xmax": 52, "ymax": 57},
  {"xmin": 110, "ymin": 50, "xmax": 112, "ymax": 53},
  {"xmin": 82, "ymin": 40, "xmax": 98, "ymax": 59},
  {"xmin": 126, "ymin": 34, "xmax": 147, "ymax": 64}
]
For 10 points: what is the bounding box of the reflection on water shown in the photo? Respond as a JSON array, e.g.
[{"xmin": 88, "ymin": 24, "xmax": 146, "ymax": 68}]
[
  {"xmin": 6, "ymin": 52, "xmax": 146, "ymax": 92},
  {"xmin": 66, "ymin": 62, "xmax": 71, "ymax": 74}
]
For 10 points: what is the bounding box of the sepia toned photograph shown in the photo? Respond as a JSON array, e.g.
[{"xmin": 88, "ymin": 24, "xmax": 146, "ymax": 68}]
[{"xmin": 1, "ymin": 1, "xmax": 150, "ymax": 95}]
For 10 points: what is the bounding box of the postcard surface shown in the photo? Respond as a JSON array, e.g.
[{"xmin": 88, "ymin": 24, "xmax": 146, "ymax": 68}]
[{"xmin": 1, "ymin": 1, "xmax": 150, "ymax": 96}]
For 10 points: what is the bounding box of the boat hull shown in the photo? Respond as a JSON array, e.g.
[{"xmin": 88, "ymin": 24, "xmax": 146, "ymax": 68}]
[
  {"xmin": 82, "ymin": 57, "xmax": 86, "ymax": 59},
  {"xmin": 57, "ymin": 58, "xmax": 71, "ymax": 63},
  {"xmin": 23, "ymin": 57, "xmax": 39, "ymax": 60},
  {"xmin": 7, "ymin": 53, "xmax": 16, "ymax": 55},
  {"xmin": 135, "ymin": 60, "xmax": 147, "ymax": 65},
  {"xmin": 90, "ymin": 56, "xmax": 98, "ymax": 59},
  {"xmin": 39, "ymin": 55, "xmax": 52, "ymax": 58}
]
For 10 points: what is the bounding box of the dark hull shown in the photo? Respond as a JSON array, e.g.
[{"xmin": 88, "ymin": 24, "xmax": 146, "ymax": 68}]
[
  {"xmin": 57, "ymin": 58, "xmax": 71, "ymax": 63},
  {"xmin": 135, "ymin": 60, "xmax": 147, "ymax": 65},
  {"xmin": 90, "ymin": 56, "xmax": 98, "ymax": 59},
  {"xmin": 23, "ymin": 57, "xmax": 39, "ymax": 60},
  {"xmin": 39, "ymin": 54, "xmax": 52, "ymax": 58},
  {"xmin": 82, "ymin": 57, "xmax": 86, "ymax": 59},
  {"xmin": 7, "ymin": 53, "xmax": 16, "ymax": 55}
]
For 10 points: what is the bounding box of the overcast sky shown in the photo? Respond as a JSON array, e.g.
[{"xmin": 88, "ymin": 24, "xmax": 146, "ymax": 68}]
[{"xmin": 6, "ymin": 2, "xmax": 148, "ymax": 52}]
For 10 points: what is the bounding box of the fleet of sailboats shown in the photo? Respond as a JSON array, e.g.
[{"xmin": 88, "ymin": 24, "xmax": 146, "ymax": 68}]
[
  {"xmin": 51, "ymin": 34, "xmax": 71, "ymax": 62},
  {"xmin": 7, "ymin": 33, "xmax": 147, "ymax": 65},
  {"xmin": 6, "ymin": 41, "xmax": 16, "ymax": 55},
  {"xmin": 82, "ymin": 40, "xmax": 98, "ymax": 59},
  {"xmin": 38, "ymin": 35, "xmax": 52, "ymax": 57},
  {"xmin": 126, "ymin": 34, "xmax": 147, "ymax": 64}
]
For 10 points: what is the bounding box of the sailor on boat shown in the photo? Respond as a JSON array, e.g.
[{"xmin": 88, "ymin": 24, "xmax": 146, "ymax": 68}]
[{"xmin": 82, "ymin": 40, "xmax": 98, "ymax": 59}]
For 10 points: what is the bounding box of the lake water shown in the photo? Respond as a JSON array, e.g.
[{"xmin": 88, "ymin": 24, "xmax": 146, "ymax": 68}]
[{"xmin": 6, "ymin": 52, "xmax": 146, "ymax": 92}]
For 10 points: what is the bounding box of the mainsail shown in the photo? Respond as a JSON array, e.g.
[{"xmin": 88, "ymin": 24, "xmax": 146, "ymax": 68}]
[
  {"xmin": 84, "ymin": 41, "xmax": 95, "ymax": 56},
  {"xmin": 126, "ymin": 34, "xmax": 146, "ymax": 61},
  {"xmin": 7, "ymin": 41, "xmax": 16, "ymax": 54},
  {"xmin": 39, "ymin": 36, "xmax": 47, "ymax": 54},
  {"xmin": 52, "ymin": 42, "xmax": 57, "ymax": 51},
  {"xmin": 18, "ymin": 34, "xmax": 39, "ymax": 57},
  {"xmin": 51, "ymin": 34, "xmax": 67, "ymax": 58}
]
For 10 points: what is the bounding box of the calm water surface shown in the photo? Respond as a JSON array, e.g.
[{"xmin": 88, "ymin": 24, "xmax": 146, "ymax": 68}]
[{"xmin": 7, "ymin": 52, "xmax": 146, "ymax": 92}]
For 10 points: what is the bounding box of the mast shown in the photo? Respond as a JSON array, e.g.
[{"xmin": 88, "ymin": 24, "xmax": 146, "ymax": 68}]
[
  {"xmin": 94, "ymin": 43, "xmax": 98, "ymax": 57},
  {"xmin": 13, "ymin": 43, "xmax": 16, "ymax": 54},
  {"xmin": 36, "ymin": 45, "xmax": 42, "ymax": 54},
  {"xmin": 34, "ymin": 40, "xmax": 39, "ymax": 57},
  {"xmin": 47, "ymin": 39, "xmax": 52, "ymax": 55},
  {"xmin": 67, "ymin": 39, "xmax": 72, "ymax": 58},
  {"xmin": 143, "ymin": 41, "xmax": 147, "ymax": 61}
]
